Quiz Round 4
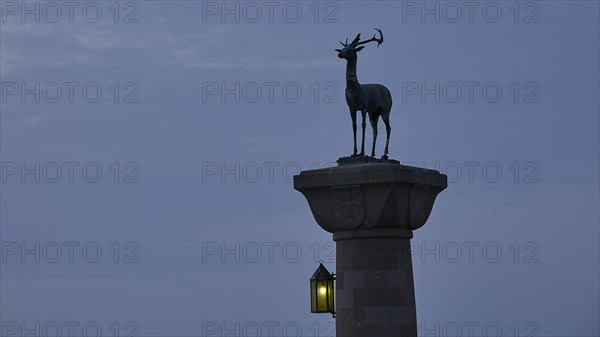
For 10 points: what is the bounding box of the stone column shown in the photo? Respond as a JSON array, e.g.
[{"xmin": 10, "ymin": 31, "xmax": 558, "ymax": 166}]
[{"xmin": 294, "ymin": 162, "xmax": 447, "ymax": 337}]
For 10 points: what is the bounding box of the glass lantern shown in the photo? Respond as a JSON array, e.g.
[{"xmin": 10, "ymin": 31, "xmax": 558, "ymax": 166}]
[{"xmin": 310, "ymin": 262, "xmax": 335, "ymax": 317}]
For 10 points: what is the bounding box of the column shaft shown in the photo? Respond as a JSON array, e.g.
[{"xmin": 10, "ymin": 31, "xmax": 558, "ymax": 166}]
[{"xmin": 335, "ymin": 230, "xmax": 417, "ymax": 337}]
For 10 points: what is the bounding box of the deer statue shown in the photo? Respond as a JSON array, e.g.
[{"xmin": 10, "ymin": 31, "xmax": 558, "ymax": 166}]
[{"xmin": 335, "ymin": 28, "xmax": 393, "ymax": 159}]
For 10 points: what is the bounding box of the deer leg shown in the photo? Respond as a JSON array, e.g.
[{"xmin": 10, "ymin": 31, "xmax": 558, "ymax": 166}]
[
  {"xmin": 382, "ymin": 112, "xmax": 391, "ymax": 159},
  {"xmin": 369, "ymin": 114, "xmax": 379, "ymax": 157},
  {"xmin": 360, "ymin": 110, "xmax": 366, "ymax": 156},
  {"xmin": 350, "ymin": 110, "xmax": 358, "ymax": 156}
]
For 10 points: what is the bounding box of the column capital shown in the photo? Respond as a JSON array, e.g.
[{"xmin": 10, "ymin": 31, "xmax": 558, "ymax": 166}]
[{"xmin": 294, "ymin": 163, "xmax": 447, "ymax": 233}]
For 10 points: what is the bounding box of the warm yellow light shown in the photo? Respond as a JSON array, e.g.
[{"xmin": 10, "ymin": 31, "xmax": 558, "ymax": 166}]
[{"xmin": 310, "ymin": 263, "xmax": 335, "ymax": 316}]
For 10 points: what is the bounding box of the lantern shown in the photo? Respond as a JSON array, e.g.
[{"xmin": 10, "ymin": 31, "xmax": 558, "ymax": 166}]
[{"xmin": 310, "ymin": 262, "xmax": 335, "ymax": 317}]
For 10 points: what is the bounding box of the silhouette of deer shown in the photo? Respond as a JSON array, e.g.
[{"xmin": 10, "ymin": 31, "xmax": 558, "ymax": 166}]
[{"xmin": 335, "ymin": 28, "xmax": 392, "ymax": 159}]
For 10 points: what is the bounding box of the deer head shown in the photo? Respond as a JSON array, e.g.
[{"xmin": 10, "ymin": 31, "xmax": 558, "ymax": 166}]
[{"xmin": 335, "ymin": 28, "xmax": 384, "ymax": 60}]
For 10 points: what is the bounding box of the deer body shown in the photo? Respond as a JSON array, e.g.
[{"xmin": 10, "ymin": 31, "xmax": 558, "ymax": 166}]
[{"xmin": 336, "ymin": 29, "xmax": 393, "ymax": 158}]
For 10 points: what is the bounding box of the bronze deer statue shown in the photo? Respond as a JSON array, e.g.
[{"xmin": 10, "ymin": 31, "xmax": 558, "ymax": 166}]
[{"xmin": 335, "ymin": 28, "xmax": 392, "ymax": 159}]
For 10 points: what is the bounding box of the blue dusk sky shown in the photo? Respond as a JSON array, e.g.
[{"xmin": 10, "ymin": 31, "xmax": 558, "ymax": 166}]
[{"xmin": 1, "ymin": 1, "xmax": 599, "ymax": 336}]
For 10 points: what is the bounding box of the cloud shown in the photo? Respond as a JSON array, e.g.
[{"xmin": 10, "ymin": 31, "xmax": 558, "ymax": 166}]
[
  {"xmin": 0, "ymin": 21, "xmax": 55, "ymax": 37},
  {"xmin": 154, "ymin": 30, "xmax": 337, "ymax": 71},
  {"xmin": 0, "ymin": 46, "xmax": 78, "ymax": 76},
  {"xmin": 0, "ymin": 44, "xmax": 94, "ymax": 76},
  {"xmin": 1, "ymin": 19, "xmax": 336, "ymax": 77},
  {"xmin": 73, "ymin": 28, "xmax": 146, "ymax": 50},
  {"xmin": 0, "ymin": 23, "xmax": 142, "ymax": 75}
]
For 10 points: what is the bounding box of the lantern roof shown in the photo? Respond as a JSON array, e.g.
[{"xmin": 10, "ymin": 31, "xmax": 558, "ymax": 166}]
[{"xmin": 310, "ymin": 263, "xmax": 333, "ymax": 280}]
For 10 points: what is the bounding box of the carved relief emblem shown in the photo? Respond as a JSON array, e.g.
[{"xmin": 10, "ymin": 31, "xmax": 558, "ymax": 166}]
[{"xmin": 334, "ymin": 187, "xmax": 365, "ymax": 229}]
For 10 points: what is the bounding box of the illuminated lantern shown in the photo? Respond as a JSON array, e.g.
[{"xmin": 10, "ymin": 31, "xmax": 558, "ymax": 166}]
[{"xmin": 310, "ymin": 262, "xmax": 335, "ymax": 317}]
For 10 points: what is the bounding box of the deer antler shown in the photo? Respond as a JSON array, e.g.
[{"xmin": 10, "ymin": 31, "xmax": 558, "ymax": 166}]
[{"xmin": 355, "ymin": 28, "xmax": 384, "ymax": 48}]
